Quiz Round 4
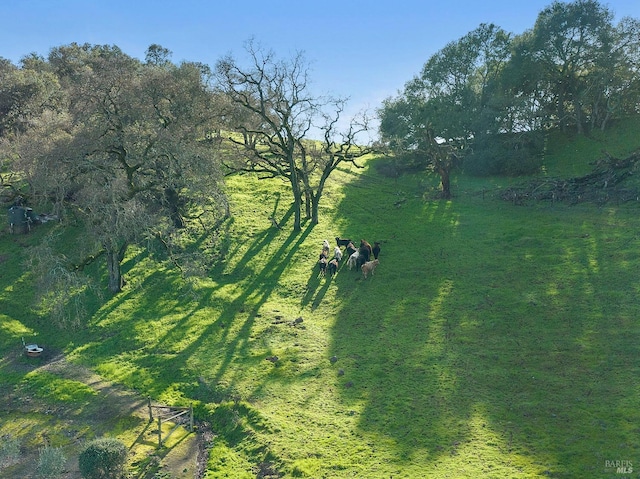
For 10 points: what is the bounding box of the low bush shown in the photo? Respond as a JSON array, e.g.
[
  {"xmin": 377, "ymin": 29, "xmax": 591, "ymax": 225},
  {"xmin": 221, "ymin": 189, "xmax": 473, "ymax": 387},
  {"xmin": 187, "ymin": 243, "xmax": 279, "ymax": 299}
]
[
  {"xmin": 36, "ymin": 445, "xmax": 67, "ymax": 478},
  {"xmin": 0, "ymin": 435, "xmax": 21, "ymax": 468},
  {"xmin": 78, "ymin": 438, "xmax": 128, "ymax": 479}
]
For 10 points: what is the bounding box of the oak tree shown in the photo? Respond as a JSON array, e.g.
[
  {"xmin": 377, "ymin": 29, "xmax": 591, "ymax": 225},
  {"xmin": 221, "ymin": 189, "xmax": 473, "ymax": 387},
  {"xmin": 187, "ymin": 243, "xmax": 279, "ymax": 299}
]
[
  {"xmin": 215, "ymin": 40, "xmax": 372, "ymax": 230},
  {"xmin": 9, "ymin": 44, "xmax": 226, "ymax": 296}
]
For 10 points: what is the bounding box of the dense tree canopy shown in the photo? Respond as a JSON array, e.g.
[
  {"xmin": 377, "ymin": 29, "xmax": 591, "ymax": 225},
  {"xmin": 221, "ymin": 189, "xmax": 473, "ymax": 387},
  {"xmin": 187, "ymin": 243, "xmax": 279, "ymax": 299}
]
[
  {"xmin": 1, "ymin": 0, "xmax": 639, "ymax": 324},
  {"xmin": 379, "ymin": 0, "xmax": 640, "ymax": 183},
  {"xmin": 379, "ymin": 23, "xmax": 510, "ymax": 194},
  {"xmin": 1, "ymin": 43, "xmax": 226, "ymax": 313}
]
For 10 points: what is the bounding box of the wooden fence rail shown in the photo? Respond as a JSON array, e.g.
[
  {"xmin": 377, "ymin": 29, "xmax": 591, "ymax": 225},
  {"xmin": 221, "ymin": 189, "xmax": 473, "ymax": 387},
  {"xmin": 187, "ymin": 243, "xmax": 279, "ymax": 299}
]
[{"xmin": 147, "ymin": 397, "xmax": 194, "ymax": 448}]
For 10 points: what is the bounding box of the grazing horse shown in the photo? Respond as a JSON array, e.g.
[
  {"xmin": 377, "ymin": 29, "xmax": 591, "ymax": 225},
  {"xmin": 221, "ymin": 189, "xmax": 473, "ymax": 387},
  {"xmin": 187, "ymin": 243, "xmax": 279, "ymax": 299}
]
[
  {"xmin": 347, "ymin": 250, "xmax": 359, "ymax": 270},
  {"xmin": 321, "ymin": 240, "xmax": 330, "ymax": 258},
  {"xmin": 318, "ymin": 257, "xmax": 327, "ymax": 277},
  {"xmin": 361, "ymin": 259, "xmax": 379, "ymax": 279},
  {"xmin": 357, "ymin": 240, "xmax": 372, "ymax": 267},
  {"xmin": 345, "ymin": 241, "xmax": 357, "ymax": 257},
  {"xmin": 360, "ymin": 239, "xmax": 373, "ymax": 259},
  {"xmin": 328, "ymin": 258, "xmax": 339, "ymax": 276},
  {"xmin": 336, "ymin": 237, "xmax": 352, "ymax": 248},
  {"xmin": 372, "ymin": 242, "xmax": 381, "ymax": 260},
  {"xmin": 356, "ymin": 249, "xmax": 369, "ymax": 268}
]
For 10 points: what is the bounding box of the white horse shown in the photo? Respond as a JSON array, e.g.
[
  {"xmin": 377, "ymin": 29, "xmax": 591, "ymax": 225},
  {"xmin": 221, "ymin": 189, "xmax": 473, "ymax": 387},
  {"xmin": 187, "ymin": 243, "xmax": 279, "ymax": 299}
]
[{"xmin": 347, "ymin": 250, "xmax": 359, "ymax": 270}]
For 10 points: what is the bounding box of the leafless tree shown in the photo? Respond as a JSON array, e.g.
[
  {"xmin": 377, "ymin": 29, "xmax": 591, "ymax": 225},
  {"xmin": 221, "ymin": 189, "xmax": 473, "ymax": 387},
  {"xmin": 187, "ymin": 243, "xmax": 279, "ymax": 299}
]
[{"xmin": 215, "ymin": 39, "xmax": 373, "ymax": 230}]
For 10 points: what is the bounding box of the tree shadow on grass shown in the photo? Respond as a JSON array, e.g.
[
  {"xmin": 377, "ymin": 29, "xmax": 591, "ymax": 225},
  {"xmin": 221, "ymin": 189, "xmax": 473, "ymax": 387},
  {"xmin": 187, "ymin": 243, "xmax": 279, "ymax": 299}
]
[
  {"xmin": 80, "ymin": 204, "xmax": 295, "ymax": 348},
  {"xmin": 300, "ymin": 243, "xmax": 366, "ymax": 310},
  {"xmin": 300, "ymin": 262, "xmax": 350, "ymax": 310},
  {"xmin": 326, "ymin": 165, "xmax": 640, "ymax": 475},
  {"xmin": 193, "ymin": 221, "xmax": 314, "ymax": 384},
  {"xmin": 76, "ymin": 208, "xmax": 315, "ymax": 401},
  {"xmin": 208, "ymin": 205, "xmax": 294, "ymax": 282}
]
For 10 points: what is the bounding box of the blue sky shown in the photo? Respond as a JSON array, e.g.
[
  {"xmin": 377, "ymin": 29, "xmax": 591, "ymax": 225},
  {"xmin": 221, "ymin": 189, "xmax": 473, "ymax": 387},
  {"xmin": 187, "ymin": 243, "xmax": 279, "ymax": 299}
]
[{"xmin": 2, "ymin": 0, "xmax": 639, "ymax": 134}]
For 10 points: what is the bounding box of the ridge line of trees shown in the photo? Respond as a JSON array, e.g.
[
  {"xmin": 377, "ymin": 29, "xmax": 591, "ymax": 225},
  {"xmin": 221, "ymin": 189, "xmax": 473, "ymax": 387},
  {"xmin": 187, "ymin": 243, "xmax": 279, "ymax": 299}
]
[
  {"xmin": 0, "ymin": 40, "xmax": 374, "ymax": 323},
  {"xmin": 378, "ymin": 0, "xmax": 640, "ymax": 197},
  {"xmin": 1, "ymin": 0, "xmax": 639, "ymax": 323}
]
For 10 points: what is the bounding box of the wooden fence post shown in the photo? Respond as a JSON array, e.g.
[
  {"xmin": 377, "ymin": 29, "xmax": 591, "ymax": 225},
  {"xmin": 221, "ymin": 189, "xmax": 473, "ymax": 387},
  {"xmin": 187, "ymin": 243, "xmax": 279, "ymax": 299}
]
[{"xmin": 148, "ymin": 401, "xmax": 194, "ymax": 448}]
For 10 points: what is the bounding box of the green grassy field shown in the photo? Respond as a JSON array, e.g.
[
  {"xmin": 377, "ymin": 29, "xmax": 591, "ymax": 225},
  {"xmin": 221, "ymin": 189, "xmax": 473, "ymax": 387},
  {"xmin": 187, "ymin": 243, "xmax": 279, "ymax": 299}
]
[{"xmin": 2, "ymin": 119, "xmax": 640, "ymax": 478}]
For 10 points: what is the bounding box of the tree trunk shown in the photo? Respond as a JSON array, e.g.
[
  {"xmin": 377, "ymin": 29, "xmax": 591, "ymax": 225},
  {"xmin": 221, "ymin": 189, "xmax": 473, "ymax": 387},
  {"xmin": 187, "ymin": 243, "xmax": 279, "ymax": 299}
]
[
  {"xmin": 288, "ymin": 176, "xmax": 302, "ymax": 232},
  {"xmin": 310, "ymin": 193, "xmax": 320, "ymax": 225},
  {"xmin": 165, "ymin": 187, "xmax": 186, "ymax": 228},
  {"xmin": 288, "ymin": 153, "xmax": 302, "ymax": 231},
  {"xmin": 310, "ymin": 162, "xmax": 334, "ymax": 226},
  {"xmin": 600, "ymin": 99, "xmax": 612, "ymax": 131},
  {"xmin": 310, "ymin": 172, "xmax": 330, "ymax": 225},
  {"xmin": 304, "ymin": 188, "xmax": 312, "ymax": 220},
  {"xmin": 105, "ymin": 243, "xmax": 128, "ymax": 293},
  {"xmin": 292, "ymin": 195, "xmax": 302, "ymax": 231},
  {"xmin": 439, "ymin": 167, "xmax": 452, "ymax": 199},
  {"xmin": 557, "ymin": 89, "xmax": 567, "ymax": 132},
  {"xmin": 573, "ymin": 98, "xmax": 584, "ymax": 135}
]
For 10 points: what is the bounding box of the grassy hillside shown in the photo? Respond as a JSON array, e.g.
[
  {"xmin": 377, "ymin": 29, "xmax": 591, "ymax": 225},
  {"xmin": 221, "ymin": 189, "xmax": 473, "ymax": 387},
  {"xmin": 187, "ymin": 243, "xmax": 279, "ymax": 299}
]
[{"xmin": 2, "ymin": 120, "xmax": 640, "ymax": 478}]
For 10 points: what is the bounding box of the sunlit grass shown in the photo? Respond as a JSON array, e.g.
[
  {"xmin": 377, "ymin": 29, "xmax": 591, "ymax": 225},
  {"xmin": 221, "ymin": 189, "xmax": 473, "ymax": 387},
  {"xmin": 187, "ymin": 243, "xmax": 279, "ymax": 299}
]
[
  {"xmin": 2, "ymin": 122, "xmax": 640, "ymax": 477},
  {"xmin": 21, "ymin": 371, "xmax": 97, "ymax": 403}
]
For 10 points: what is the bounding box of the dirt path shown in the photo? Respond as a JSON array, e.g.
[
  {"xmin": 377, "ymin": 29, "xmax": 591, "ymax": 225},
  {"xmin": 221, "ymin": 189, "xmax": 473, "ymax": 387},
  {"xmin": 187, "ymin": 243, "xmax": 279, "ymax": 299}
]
[{"xmin": 1, "ymin": 348, "xmax": 206, "ymax": 478}]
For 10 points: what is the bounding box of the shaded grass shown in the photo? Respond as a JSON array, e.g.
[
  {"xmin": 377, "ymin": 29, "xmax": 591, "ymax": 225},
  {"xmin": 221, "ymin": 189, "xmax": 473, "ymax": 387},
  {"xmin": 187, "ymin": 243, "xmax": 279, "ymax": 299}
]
[
  {"xmin": 542, "ymin": 116, "xmax": 640, "ymax": 177},
  {"xmin": 2, "ymin": 123, "xmax": 640, "ymax": 477},
  {"xmin": 328, "ymin": 187, "xmax": 640, "ymax": 477}
]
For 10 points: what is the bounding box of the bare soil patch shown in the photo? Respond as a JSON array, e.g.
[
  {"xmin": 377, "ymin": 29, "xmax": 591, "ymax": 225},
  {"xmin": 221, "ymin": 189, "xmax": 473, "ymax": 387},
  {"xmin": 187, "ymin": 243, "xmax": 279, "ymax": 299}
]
[{"xmin": 1, "ymin": 346, "xmax": 204, "ymax": 478}]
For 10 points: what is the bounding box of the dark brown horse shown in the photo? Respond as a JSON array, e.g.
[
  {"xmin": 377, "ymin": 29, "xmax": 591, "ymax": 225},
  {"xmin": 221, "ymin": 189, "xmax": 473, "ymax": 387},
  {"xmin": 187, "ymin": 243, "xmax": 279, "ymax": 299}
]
[
  {"xmin": 359, "ymin": 239, "xmax": 373, "ymax": 258},
  {"xmin": 372, "ymin": 242, "xmax": 381, "ymax": 259},
  {"xmin": 357, "ymin": 240, "xmax": 372, "ymax": 267}
]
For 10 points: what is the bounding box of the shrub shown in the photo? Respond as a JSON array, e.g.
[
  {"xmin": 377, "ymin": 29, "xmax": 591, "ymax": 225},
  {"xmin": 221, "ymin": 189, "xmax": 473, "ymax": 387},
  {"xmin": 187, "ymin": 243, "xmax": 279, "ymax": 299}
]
[
  {"xmin": 36, "ymin": 445, "xmax": 67, "ymax": 478},
  {"xmin": 0, "ymin": 435, "xmax": 21, "ymax": 468},
  {"xmin": 465, "ymin": 131, "xmax": 544, "ymax": 176},
  {"xmin": 78, "ymin": 438, "xmax": 128, "ymax": 479}
]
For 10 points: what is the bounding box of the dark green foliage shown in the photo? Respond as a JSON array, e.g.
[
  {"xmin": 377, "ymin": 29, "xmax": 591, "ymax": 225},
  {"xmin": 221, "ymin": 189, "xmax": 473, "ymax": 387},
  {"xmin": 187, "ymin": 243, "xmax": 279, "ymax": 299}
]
[
  {"xmin": 383, "ymin": 151, "xmax": 429, "ymax": 175},
  {"xmin": 78, "ymin": 438, "xmax": 128, "ymax": 479},
  {"xmin": 379, "ymin": 0, "xmax": 640, "ymax": 189},
  {"xmin": 2, "ymin": 42, "xmax": 227, "ymax": 296},
  {"xmin": 465, "ymin": 130, "xmax": 544, "ymax": 176}
]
